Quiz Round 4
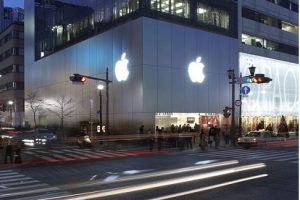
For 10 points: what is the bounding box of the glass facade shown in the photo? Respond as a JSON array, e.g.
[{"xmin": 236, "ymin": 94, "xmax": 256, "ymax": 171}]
[
  {"xmin": 240, "ymin": 53, "xmax": 299, "ymax": 133},
  {"xmin": 35, "ymin": 0, "xmax": 237, "ymax": 60}
]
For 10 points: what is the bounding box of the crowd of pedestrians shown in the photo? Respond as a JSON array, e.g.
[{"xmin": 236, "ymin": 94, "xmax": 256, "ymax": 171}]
[{"xmin": 139, "ymin": 124, "xmax": 231, "ymax": 152}]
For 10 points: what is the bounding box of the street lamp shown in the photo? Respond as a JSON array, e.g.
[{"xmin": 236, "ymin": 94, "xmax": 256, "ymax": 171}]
[
  {"xmin": 8, "ymin": 100, "xmax": 13, "ymax": 127},
  {"xmin": 97, "ymin": 84, "xmax": 104, "ymax": 133}
]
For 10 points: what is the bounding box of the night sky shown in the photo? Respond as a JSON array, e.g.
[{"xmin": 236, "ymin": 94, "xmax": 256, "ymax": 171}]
[{"xmin": 4, "ymin": 0, "xmax": 24, "ymax": 8}]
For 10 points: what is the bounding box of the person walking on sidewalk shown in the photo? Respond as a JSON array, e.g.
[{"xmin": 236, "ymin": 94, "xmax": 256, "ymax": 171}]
[
  {"xmin": 199, "ymin": 129, "xmax": 208, "ymax": 152},
  {"xmin": 4, "ymin": 138, "xmax": 14, "ymax": 164}
]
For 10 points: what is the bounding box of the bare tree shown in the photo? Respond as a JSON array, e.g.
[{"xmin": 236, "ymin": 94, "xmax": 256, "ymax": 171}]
[
  {"xmin": 25, "ymin": 90, "xmax": 44, "ymax": 128},
  {"xmin": 46, "ymin": 96, "xmax": 75, "ymax": 129}
]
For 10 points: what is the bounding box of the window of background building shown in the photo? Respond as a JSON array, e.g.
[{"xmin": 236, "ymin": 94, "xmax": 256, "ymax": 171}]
[
  {"xmin": 242, "ymin": 7, "xmax": 298, "ymax": 35},
  {"xmin": 197, "ymin": 3, "xmax": 229, "ymax": 29},
  {"xmin": 242, "ymin": 33, "xmax": 298, "ymax": 56},
  {"xmin": 281, "ymin": 21, "xmax": 299, "ymax": 34},
  {"xmin": 150, "ymin": 0, "xmax": 190, "ymax": 18},
  {"xmin": 266, "ymin": 0, "xmax": 299, "ymax": 13}
]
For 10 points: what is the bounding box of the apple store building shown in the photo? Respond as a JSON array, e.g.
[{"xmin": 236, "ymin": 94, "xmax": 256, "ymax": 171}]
[{"xmin": 25, "ymin": 0, "xmax": 240, "ymax": 133}]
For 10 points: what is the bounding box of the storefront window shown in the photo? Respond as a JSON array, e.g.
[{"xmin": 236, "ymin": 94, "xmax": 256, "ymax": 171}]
[{"xmin": 197, "ymin": 3, "xmax": 229, "ymax": 30}]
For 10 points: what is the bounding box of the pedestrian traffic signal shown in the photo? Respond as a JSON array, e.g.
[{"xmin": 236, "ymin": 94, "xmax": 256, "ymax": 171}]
[
  {"xmin": 69, "ymin": 74, "xmax": 87, "ymax": 84},
  {"xmin": 223, "ymin": 106, "xmax": 231, "ymax": 118}
]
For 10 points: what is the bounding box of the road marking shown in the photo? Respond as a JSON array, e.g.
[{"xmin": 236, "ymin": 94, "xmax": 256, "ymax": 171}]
[
  {"xmin": 0, "ymin": 177, "xmax": 32, "ymax": 183},
  {"xmin": 65, "ymin": 154, "xmax": 89, "ymax": 160},
  {"xmin": 0, "ymin": 183, "xmax": 48, "ymax": 192},
  {"xmin": 39, "ymin": 155, "xmax": 59, "ymax": 162},
  {"xmin": 274, "ymin": 156, "xmax": 298, "ymax": 161},
  {"xmin": 63, "ymin": 149, "xmax": 99, "ymax": 159},
  {"xmin": 0, "ymin": 174, "xmax": 25, "ymax": 180},
  {"xmin": 51, "ymin": 154, "xmax": 75, "ymax": 161}
]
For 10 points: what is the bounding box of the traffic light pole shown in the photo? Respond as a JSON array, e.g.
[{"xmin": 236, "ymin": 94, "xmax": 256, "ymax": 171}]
[
  {"xmin": 230, "ymin": 71, "xmax": 236, "ymax": 146},
  {"xmin": 70, "ymin": 70, "xmax": 112, "ymax": 134},
  {"xmin": 239, "ymin": 73, "xmax": 242, "ymax": 138},
  {"xmin": 106, "ymin": 68, "xmax": 110, "ymax": 134}
]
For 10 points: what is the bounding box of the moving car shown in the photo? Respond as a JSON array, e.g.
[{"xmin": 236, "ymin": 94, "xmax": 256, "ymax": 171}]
[
  {"xmin": 21, "ymin": 128, "xmax": 58, "ymax": 147},
  {"xmin": 237, "ymin": 131, "xmax": 284, "ymax": 148}
]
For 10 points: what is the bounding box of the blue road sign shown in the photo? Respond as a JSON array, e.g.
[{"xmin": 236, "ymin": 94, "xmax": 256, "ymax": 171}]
[{"xmin": 241, "ymin": 86, "xmax": 250, "ymax": 95}]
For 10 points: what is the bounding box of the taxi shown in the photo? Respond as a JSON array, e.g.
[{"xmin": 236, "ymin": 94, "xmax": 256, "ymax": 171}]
[{"xmin": 237, "ymin": 131, "xmax": 284, "ymax": 148}]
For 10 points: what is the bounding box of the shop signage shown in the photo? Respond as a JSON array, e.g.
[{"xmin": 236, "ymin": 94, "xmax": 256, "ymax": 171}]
[
  {"xmin": 188, "ymin": 57, "xmax": 205, "ymax": 83},
  {"xmin": 115, "ymin": 53, "xmax": 129, "ymax": 82}
]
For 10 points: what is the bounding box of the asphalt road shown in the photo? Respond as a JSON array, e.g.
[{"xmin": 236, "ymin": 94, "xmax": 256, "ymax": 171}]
[{"xmin": 0, "ymin": 146, "xmax": 298, "ymax": 200}]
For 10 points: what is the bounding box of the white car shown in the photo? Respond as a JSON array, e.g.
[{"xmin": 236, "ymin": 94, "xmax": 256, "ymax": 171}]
[{"xmin": 237, "ymin": 131, "xmax": 284, "ymax": 148}]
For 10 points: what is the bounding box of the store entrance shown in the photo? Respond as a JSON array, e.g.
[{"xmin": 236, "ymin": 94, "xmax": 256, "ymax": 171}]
[{"xmin": 155, "ymin": 113, "xmax": 230, "ymax": 134}]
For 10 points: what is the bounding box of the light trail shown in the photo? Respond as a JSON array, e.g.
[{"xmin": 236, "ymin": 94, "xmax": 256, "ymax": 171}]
[
  {"xmin": 150, "ymin": 174, "xmax": 268, "ymax": 200},
  {"xmin": 43, "ymin": 162, "xmax": 266, "ymax": 200}
]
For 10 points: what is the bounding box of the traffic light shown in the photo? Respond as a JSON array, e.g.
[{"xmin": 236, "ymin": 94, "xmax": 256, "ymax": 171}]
[
  {"xmin": 252, "ymin": 74, "xmax": 272, "ymax": 84},
  {"xmin": 242, "ymin": 74, "xmax": 272, "ymax": 84},
  {"xmin": 223, "ymin": 106, "xmax": 231, "ymax": 118},
  {"xmin": 69, "ymin": 74, "xmax": 87, "ymax": 84}
]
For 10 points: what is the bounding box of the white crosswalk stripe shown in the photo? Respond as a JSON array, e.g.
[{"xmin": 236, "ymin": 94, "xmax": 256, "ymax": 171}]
[
  {"xmin": 196, "ymin": 149, "xmax": 298, "ymax": 163},
  {"xmin": 22, "ymin": 147, "xmax": 142, "ymax": 163},
  {"xmin": 0, "ymin": 170, "xmax": 69, "ymax": 200}
]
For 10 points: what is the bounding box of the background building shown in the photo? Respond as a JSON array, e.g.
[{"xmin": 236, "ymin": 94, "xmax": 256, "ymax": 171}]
[
  {"xmin": 0, "ymin": 0, "xmax": 24, "ymax": 127},
  {"xmin": 239, "ymin": 0, "xmax": 299, "ymax": 134},
  {"xmin": 25, "ymin": 0, "xmax": 238, "ymax": 133}
]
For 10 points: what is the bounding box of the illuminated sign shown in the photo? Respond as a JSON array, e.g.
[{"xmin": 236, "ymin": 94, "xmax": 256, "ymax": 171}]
[
  {"xmin": 115, "ymin": 53, "xmax": 129, "ymax": 82},
  {"xmin": 240, "ymin": 53, "xmax": 299, "ymax": 116},
  {"xmin": 188, "ymin": 57, "xmax": 205, "ymax": 83}
]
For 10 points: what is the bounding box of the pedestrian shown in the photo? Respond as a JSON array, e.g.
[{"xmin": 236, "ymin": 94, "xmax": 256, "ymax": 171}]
[
  {"xmin": 214, "ymin": 127, "xmax": 220, "ymax": 149},
  {"xmin": 199, "ymin": 129, "xmax": 208, "ymax": 151},
  {"xmin": 139, "ymin": 125, "xmax": 144, "ymax": 134},
  {"xmin": 4, "ymin": 138, "xmax": 14, "ymax": 164},
  {"xmin": 148, "ymin": 130, "xmax": 155, "ymax": 151},
  {"xmin": 208, "ymin": 126, "xmax": 215, "ymax": 148},
  {"xmin": 225, "ymin": 130, "xmax": 230, "ymax": 145}
]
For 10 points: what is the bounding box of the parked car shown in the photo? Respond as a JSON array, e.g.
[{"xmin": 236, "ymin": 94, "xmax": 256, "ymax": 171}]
[{"xmin": 237, "ymin": 131, "xmax": 285, "ymax": 148}]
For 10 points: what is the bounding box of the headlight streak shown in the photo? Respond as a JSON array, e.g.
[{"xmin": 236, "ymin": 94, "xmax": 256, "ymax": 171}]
[
  {"xmin": 102, "ymin": 160, "xmax": 239, "ymax": 183},
  {"xmin": 42, "ymin": 160, "xmax": 239, "ymax": 196},
  {"xmin": 150, "ymin": 174, "xmax": 268, "ymax": 200},
  {"xmin": 42, "ymin": 162, "xmax": 266, "ymax": 200}
]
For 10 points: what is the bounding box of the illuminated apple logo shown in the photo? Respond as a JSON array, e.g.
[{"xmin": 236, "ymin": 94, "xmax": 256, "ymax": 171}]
[
  {"xmin": 115, "ymin": 53, "xmax": 129, "ymax": 82},
  {"xmin": 188, "ymin": 57, "xmax": 205, "ymax": 83}
]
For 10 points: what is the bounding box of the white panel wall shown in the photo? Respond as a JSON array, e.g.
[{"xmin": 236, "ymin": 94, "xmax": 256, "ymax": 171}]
[{"xmin": 142, "ymin": 18, "xmax": 238, "ymax": 130}]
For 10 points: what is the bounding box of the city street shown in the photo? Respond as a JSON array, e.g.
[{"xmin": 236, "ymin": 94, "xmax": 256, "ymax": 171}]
[{"xmin": 0, "ymin": 146, "xmax": 298, "ymax": 200}]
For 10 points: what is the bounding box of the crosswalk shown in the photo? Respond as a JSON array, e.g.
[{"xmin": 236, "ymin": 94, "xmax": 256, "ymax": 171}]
[
  {"xmin": 22, "ymin": 147, "xmax": 168, "ymax": 164},
  {"xmin": 194, "ymin": 149, "xmax": 298, "ymax": 164},
  {"xmin": 0, "ymin": 169, "xmax": 69, "ymax": 200}
]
